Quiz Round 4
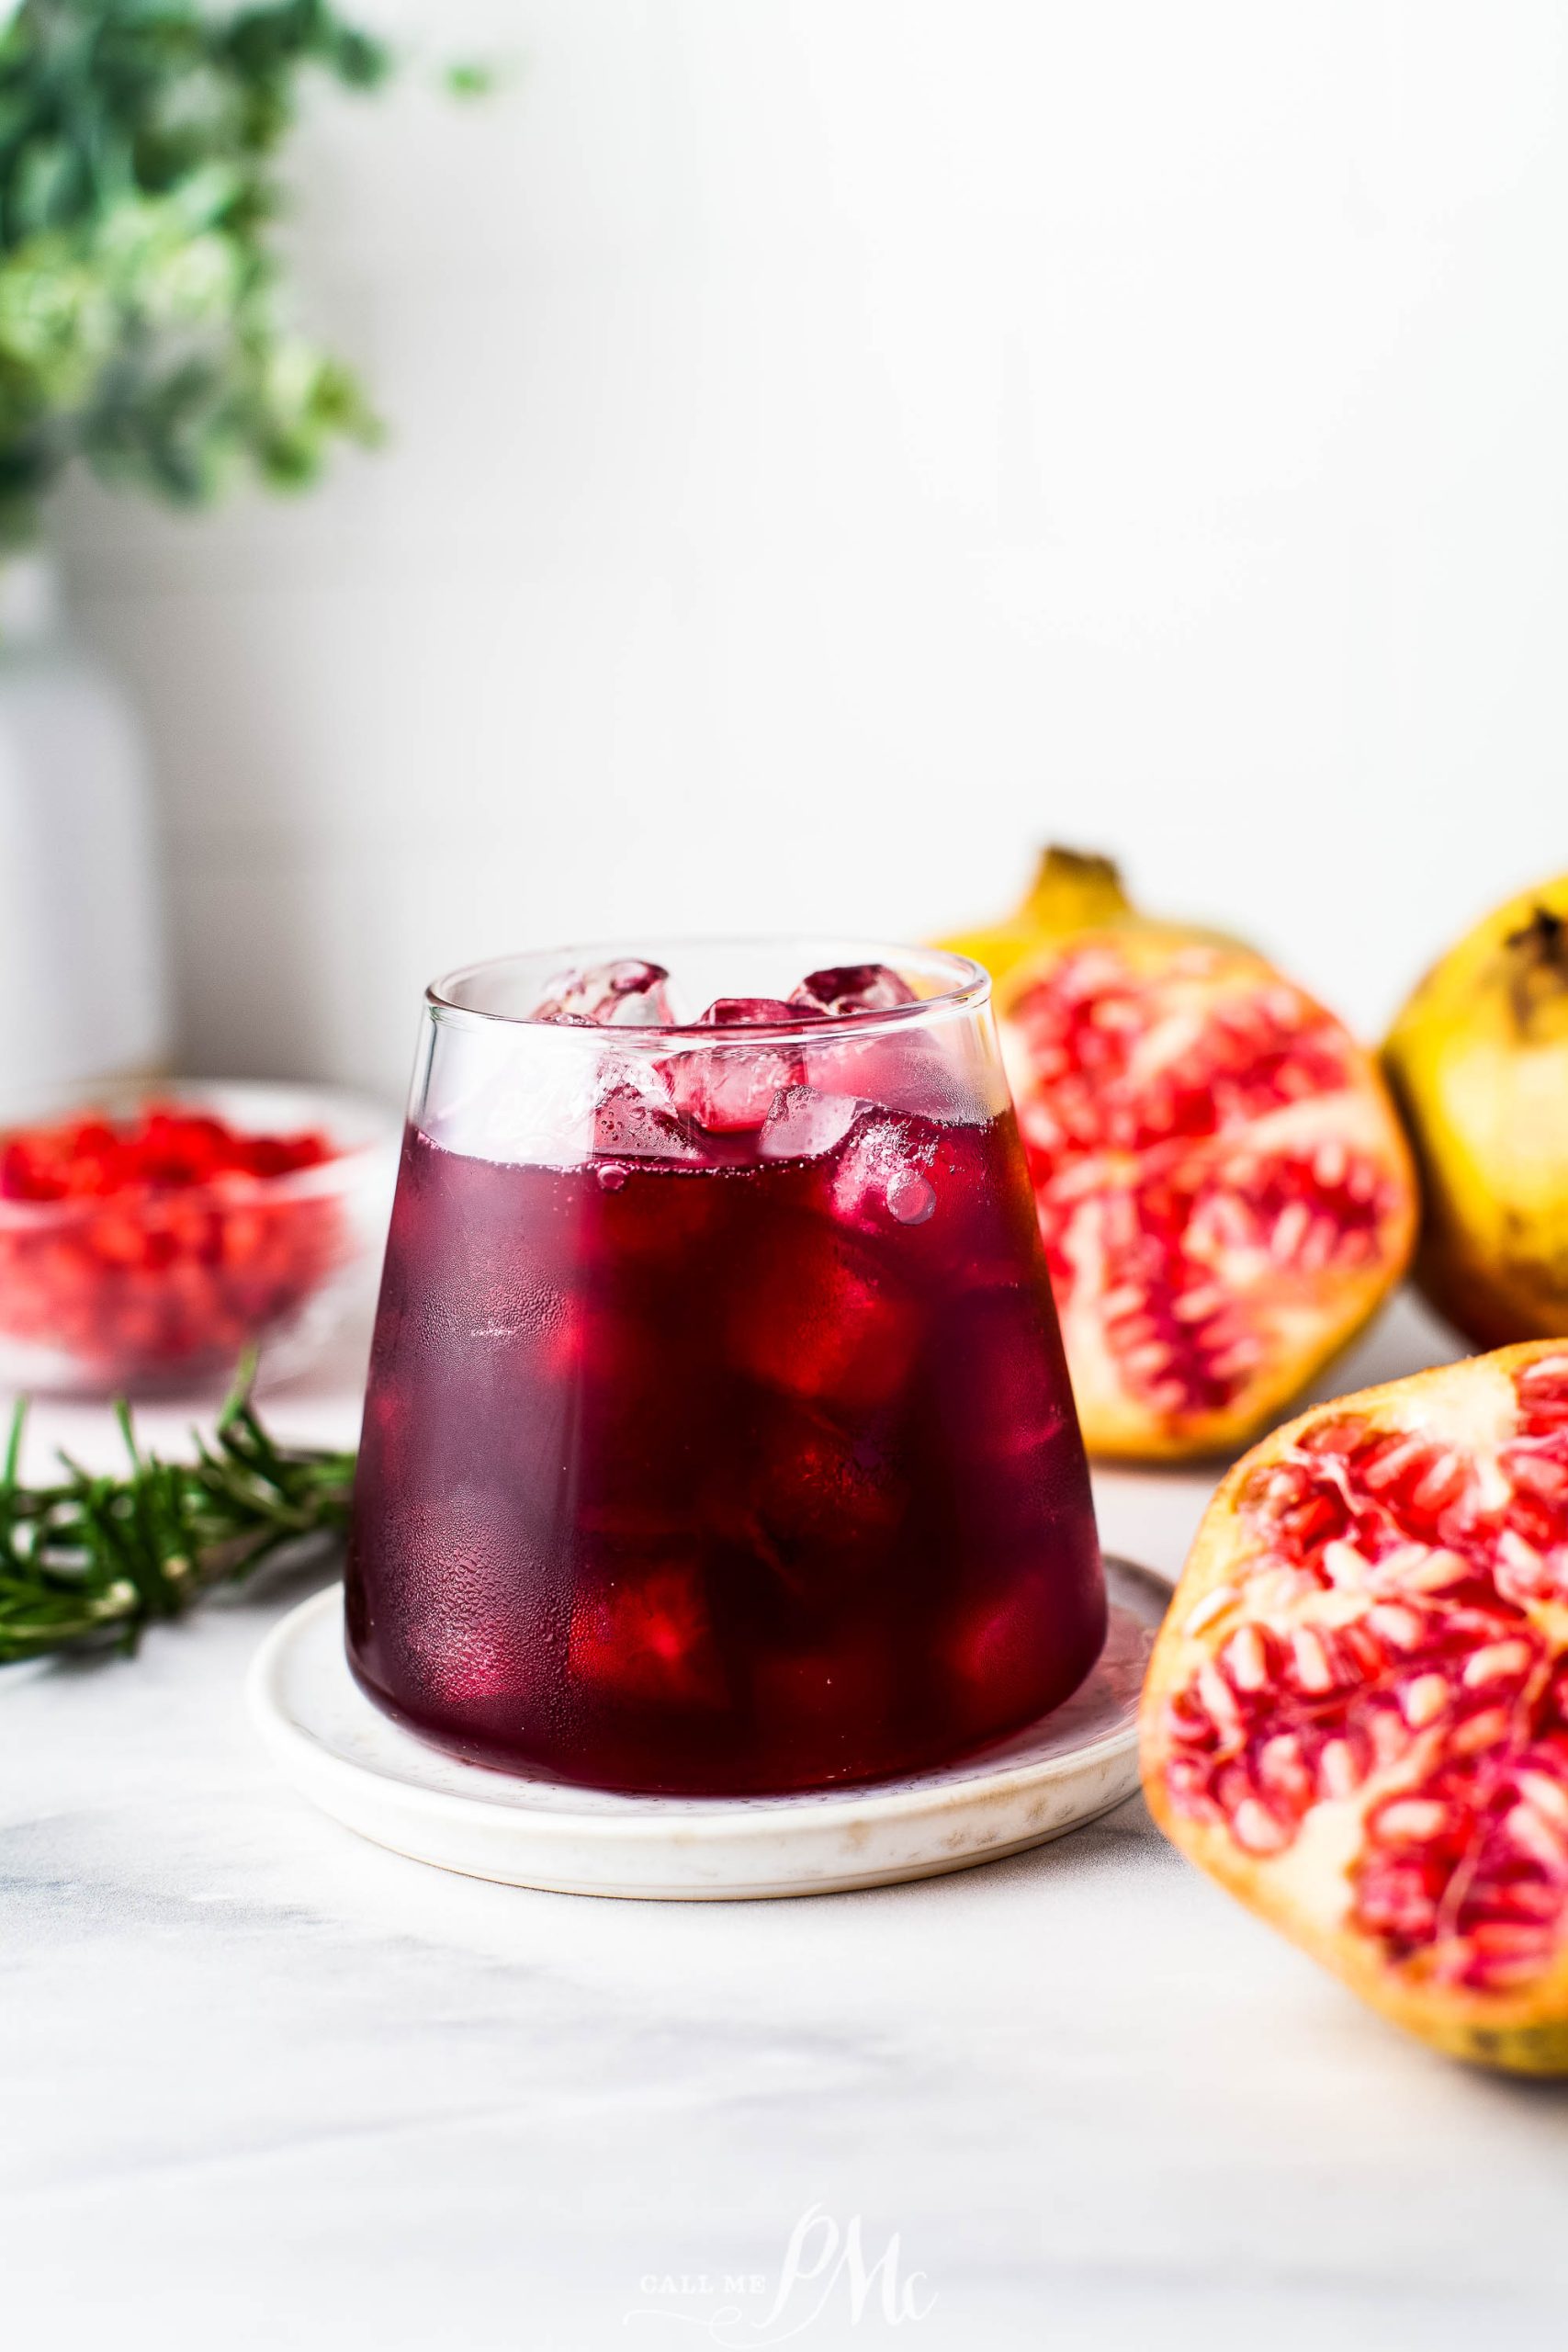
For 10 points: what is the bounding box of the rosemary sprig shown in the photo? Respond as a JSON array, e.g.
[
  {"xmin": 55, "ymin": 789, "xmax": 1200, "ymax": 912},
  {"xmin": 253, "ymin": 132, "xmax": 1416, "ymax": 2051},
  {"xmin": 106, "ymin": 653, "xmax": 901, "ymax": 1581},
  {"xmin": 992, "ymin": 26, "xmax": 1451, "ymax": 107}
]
[{"xmin": 0, "ymin": 1367, "xmax": 355, "ymax": 1665}]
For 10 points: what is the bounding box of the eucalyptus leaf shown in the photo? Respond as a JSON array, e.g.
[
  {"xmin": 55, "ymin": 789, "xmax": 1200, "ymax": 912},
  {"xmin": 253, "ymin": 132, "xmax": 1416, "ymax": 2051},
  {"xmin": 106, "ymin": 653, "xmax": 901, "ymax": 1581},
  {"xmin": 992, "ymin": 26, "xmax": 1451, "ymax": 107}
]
[{"xmin": 0, "ymin": 0, "xmax": 404, "ymax": 542}]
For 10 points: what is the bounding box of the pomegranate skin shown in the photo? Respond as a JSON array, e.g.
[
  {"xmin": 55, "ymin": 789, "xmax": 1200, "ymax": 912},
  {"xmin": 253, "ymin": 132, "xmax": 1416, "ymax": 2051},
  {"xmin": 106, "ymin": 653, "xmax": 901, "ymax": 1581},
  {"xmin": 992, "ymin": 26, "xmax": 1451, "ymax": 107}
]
[
  {"xmin": 1141, "ymin": 1342, "xmax": 1568, "ymax": 2075},
  {"xmin": 1384, "ymin": 874, "xmax": 1568, "ymax": 1351}
]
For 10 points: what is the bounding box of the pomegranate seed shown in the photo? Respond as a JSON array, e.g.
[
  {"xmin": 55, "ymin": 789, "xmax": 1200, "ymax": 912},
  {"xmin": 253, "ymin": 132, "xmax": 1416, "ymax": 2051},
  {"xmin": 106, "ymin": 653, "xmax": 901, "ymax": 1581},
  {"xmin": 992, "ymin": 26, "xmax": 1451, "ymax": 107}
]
[
  {"xmin": 1497, "ymin": 1529, "xmax": 1547, "ymax": 1577},
  {"xmin": 1401, "ymin": 1672, "xmax": 1452, "ymax": 1729},
  {"xmin": 1510, "ymin": 1453, "xmax": 1568, "ymax": 1500},
  {"xmin": 1396, "ymin": 1549, "xmax": 1472, "ymax": 1593},
  {"xmin": 1461, "ymin": 1639, "xmax": 1536, "ymax": 1689},
  {"xmin": 1450, "ymin": 1707, "xmax": 1516, "ymax": 1758},
  {"xmin": 1410, "ymin": 1453, "xmax": 1471, "ymax": 1513},
  {"xmin": 1517, "ymin": 1770, "xmax": 1568, "ymax": 1829},
  {"xmin": 1196, "ymin": 1661, "xmax": 1244, "ymax": 1743},
  {"xmin": 1366, "ymin": 1602, "xmax": 1426, "ymax": 1652},
  {"xmin": 1317, "ymin": 1736, "xmax": 1364, "ymax": 1800},
  {"xmin": 1367, "ymin": 1703, "xmax": 1413, "ymax": 1770},
  {"xmin": 1165, "ymin": 1690, "xmax": 1215, "ymax": 1745},
  {"xmin": 1269, "ymin": 1202, "xmax": 1312, "ymax": 1261},
  {"xmin": 1231, "ymin": 1798, "xmax": 1292, "ymax": 1855},
  {"xmin": 1373, "ymin": 1798, "xmax": 1451, "ymax": 1843},
  {"xmin": 1501, "ymin": 1806, "xmax": 1568, "ymax": 1874},
  {"xmin": 1258, "ymin": 1732, "xmax": 1314, "ymax": 1804},
  {"xmin": 1337, "ymin": 1620, "xmax": 1387, "ymax": 1680},
  {"xmin": 1361, "ymin": 1434, "xmax": 1429, "ymax": 1493},
  {"xmin": 1290, "ymin": 1626, "xmax": 1335, "ymax": 1694},
  {"xmin": 1172, "ymin": 1284, "xmax": 1226, "ymax": 1323},
  {"xmin": 1469, "ymin": 1920, "xmax": 1553, "ymax": 1959},
  {"xmin": 1320, "ymin": 1539, "xmax": 1371, "ymax": 1587},
  {"xmin": 1222, "ymin": 1623, "xmax": 1272, "ymax": 1693}
]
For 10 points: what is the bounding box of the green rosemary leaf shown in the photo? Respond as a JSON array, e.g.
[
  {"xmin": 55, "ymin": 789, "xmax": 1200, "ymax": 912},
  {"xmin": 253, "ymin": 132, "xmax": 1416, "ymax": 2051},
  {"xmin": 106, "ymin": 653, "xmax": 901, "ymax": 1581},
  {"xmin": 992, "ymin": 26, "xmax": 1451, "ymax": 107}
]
[{"xmin": 0, "ymin": 1385, "xmax": 355, "ymax": 1668}]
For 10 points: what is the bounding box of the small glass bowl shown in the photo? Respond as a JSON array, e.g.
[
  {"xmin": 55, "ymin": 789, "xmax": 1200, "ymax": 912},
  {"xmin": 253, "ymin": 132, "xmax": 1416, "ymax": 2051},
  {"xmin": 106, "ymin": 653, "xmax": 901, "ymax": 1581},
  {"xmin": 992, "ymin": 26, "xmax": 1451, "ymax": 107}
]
[{"xmin": 0, "ymin": 1080, "xmax": 398, "ymax": 1397}]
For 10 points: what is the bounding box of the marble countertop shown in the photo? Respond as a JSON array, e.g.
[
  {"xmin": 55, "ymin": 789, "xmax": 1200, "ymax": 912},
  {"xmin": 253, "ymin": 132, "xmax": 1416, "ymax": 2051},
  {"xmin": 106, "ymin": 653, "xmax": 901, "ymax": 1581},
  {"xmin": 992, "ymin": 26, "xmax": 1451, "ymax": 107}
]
[{"xmin": 6, "ymin": 1298, "xmax": 1566, "ymax": 2352}]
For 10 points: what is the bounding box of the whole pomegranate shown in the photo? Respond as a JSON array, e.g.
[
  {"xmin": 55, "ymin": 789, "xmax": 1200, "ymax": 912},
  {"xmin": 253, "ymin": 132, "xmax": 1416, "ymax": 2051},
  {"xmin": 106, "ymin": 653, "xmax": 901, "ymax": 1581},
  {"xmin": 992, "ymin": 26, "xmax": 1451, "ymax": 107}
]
[
  {"xmin": 1384, "ymin": 874, "xmax": 1568, "ymax": 1349},
  {"xmin": 1141, "ymin": 1342, "xmax": 1568, "ymax": 2075},
  {"xmin": 944, "ymin": 851, "xmax": 1417, "ymax": 1459}
]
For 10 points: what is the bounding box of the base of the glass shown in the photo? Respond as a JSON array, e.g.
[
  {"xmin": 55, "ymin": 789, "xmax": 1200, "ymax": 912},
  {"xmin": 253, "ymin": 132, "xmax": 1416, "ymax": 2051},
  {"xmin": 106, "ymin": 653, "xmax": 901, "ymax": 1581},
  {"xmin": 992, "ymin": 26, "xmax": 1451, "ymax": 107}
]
[{"xmin": 248, "ymin": 1562, "xmax": 1167, "ymax": 1901}]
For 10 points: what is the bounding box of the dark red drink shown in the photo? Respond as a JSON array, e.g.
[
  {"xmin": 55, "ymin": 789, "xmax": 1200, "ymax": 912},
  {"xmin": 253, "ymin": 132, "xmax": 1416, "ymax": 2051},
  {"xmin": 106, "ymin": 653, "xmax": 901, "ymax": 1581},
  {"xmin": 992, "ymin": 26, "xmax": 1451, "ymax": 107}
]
[{"xmin": 346, "ymin": 950, "xmax": 1104, "ymax": 1794}]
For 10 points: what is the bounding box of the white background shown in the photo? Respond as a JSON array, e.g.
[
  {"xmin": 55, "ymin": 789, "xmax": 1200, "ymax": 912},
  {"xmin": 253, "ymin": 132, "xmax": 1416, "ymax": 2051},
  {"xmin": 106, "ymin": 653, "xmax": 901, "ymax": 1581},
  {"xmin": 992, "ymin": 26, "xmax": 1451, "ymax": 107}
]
[{"xmin": 58, "ymin": 0, "xmax": 1568, "ymax": 1100}]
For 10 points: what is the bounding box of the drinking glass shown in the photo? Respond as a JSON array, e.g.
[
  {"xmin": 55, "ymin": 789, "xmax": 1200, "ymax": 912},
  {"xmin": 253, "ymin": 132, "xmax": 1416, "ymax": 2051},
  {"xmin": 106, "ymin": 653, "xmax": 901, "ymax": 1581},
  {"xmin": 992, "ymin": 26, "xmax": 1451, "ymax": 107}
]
[{"xmin": 345, "ymin": 940, "xmax": 1106, "ymax": 1795}]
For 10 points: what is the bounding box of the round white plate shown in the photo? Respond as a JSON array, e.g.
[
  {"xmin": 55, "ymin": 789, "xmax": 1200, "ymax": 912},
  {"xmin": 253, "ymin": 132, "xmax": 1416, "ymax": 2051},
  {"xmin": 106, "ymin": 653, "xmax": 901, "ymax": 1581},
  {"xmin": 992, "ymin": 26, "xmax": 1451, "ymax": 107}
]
[{"xmin": 247, "ymin": 1558, "xmax": 1167, "ymax": 1901}]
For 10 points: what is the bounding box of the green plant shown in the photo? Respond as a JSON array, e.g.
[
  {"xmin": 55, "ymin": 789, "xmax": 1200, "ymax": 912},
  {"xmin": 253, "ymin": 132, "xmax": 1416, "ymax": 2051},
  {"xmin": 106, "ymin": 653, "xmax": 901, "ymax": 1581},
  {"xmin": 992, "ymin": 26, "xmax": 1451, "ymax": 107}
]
[
  {"xmin": 0, "ymin": 1371, "xmax": 354, "ymax": 1662},
  {"xmin": 0, "ymin": 0, "xmax": 400, "ymax": 545}
]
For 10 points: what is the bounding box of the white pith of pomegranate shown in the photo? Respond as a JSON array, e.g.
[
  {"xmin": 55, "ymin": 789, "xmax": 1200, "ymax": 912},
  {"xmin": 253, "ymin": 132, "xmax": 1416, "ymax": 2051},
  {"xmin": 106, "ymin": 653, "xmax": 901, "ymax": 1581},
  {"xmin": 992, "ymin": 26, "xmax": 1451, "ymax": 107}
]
[
  {"xmin": 998, "ymin": 934, "xmax": 1415, "ymax": 1456},
  {"xmin": 1143, "ymin": 1346, "xmax": 1568, "ymax": 2057}
]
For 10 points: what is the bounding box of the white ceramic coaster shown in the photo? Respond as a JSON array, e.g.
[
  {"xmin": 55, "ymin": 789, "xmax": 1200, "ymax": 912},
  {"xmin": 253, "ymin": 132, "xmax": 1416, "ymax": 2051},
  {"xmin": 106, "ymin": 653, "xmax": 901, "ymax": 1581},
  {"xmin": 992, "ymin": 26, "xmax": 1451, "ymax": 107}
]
[{"xmin": 247, "ymin": 1558, "xmax": 1167, "ymax": 1901}]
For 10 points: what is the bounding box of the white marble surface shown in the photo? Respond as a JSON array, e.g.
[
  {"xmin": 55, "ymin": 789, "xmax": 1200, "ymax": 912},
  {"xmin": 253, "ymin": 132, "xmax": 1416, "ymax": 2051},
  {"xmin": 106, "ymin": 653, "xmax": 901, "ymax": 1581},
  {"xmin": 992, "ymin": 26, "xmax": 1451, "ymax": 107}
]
[{"xmin": 6, "ymin": 1297, "xmax": 1568, "ymax": 2352}]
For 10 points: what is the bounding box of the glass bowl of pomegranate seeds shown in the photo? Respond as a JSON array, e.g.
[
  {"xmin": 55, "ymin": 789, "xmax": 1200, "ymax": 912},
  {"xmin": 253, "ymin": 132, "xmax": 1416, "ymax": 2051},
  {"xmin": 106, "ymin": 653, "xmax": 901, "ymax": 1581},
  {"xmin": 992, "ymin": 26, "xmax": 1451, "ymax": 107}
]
[{"xmin": 0, "ymin": 1081, "xmax": 398, "ymax": 1396}]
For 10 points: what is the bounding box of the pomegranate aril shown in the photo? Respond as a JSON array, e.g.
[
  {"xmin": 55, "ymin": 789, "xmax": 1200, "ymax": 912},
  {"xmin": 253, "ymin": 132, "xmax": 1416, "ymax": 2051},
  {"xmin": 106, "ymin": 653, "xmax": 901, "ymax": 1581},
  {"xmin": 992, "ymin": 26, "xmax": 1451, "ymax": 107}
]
[
  {"xmin": 1231, "ymin": 1797, "xmax": 1291, "ymax": 1855},
  {"xmin": 1221, "ymin": 1623, "xmax": 1274, "ymax": 1693},
  {"xmin": 1166, "ymin": 1687, "xmax": 1219, "ymax": 1747},
  {"xmin": 1509, "ymin": 1453, "xmax": 1568, "ymax": 1503},
  {"xmin": 1461, "ymin": 1639, "xmax": 1536, "ymax": 1688},
  {"xmin": 1335, "ymin": 1620, "xmax": 1388, "ymax": 1681},
  {"xmin": 1372, "ymin": 1797, "xmax": 1451, "ymax": 1843},
  {"xmin": 1289, "ymin": 1625, "xmax": 1337, "ymax": 1694},
  {"xmin": 1356, "ymin": 1869, "xmax": 1441, "ymax": 1941},
  {"xmin": 1450, "ymin": 1706, "xmax": 1517, "ymax": 1758},
  {"xmin": 1393, "ymin": 1548, "xmax": 1473, "ymax": 1594},
  {"xmin": 1401, "ymin": 1672, "xmax": 1452, "ymax": 1729},
  {"xmin": 1517, "ymin": 1769, "xmax": 1568, "ymax": 1829},
  {"xmin": 1365, "ymin": 1601, "xmax": 1426, "ymax": 1652},
  {"xmin": 1257, "ymin": 1730, "xmax": 1313, "ymax": 1804},
  {"xmin": 1495, "ymin": 1530, "xmax": 1558, "ymax": 1603},
  {"xmin": 1164, "ymin": 1754, "xmax": 1222, "ymax": 1816},
  {"xmin": 1410, "ymin": 1453, "xmax": 1471, "ymax": 1514},
  {"xmin": 1501, "ymin": 1805, "xmax": 1568, "ymax": 1873},
  {"xmin": 1468, "ymin": 1919, "xmax": 1555, "ymax": 1960},
  {"xmin": 1517, "ymin": 1354, "xmax": 1568, "ymax": 1407},
  {"xmin": 1366, "ymin": 1702, "xmax": 1412, "ymax": 1770},
  {"xmin": 1316, "ymin": 1733, "xmax": 1368, "ymax": 1799},
  {"xmin": 1196, "ymin": 1660, "xmax": 1246, "ymax": 1743}
]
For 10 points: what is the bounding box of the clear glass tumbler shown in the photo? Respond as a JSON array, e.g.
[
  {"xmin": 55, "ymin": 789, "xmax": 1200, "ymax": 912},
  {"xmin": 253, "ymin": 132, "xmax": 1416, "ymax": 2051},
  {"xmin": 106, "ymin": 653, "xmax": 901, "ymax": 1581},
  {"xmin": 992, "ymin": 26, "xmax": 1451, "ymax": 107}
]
[{"xmin": 345, "ymin": 941, "xmax": 1106, "ymax": 1794}]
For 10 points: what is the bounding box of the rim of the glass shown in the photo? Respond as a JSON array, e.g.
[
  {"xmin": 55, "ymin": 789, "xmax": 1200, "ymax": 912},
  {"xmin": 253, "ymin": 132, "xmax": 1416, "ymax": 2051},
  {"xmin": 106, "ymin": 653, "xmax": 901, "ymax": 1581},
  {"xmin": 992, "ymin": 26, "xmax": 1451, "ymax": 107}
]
[{"xmin": 425, "ymin": 938, "xmax": 991, "ymax": 1040}]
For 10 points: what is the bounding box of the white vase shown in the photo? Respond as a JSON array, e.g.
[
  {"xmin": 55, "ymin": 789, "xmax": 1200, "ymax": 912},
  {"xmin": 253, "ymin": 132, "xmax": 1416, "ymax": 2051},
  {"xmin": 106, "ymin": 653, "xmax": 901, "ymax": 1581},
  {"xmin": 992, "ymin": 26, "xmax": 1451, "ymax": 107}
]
[{"xmin": 0, "ymin": 555, "xmax": 169, "ymax": 1114}]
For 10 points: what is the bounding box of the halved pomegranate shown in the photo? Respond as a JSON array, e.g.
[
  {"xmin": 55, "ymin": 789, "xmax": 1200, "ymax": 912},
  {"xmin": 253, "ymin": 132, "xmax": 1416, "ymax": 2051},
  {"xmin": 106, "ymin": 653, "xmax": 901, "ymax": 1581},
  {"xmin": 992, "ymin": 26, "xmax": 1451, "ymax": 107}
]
[
  {"xmin": 990, "ymin": 890, "xmax": 1416, "ymax": 1458},
  {"xmin": 1141, "ymin": 1342, "xmax": 1568, "ymax": 2074}
]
